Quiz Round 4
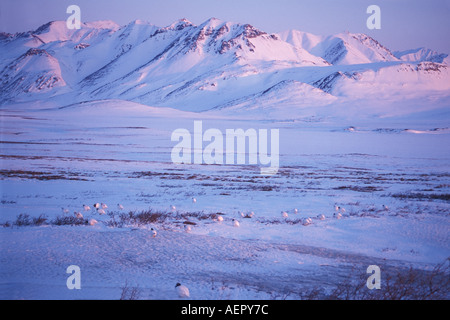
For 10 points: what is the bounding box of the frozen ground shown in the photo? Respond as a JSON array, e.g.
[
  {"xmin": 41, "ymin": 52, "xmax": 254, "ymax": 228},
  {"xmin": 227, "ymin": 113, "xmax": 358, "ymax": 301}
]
[{"xmin": 0, "ymin": 99, "xmax": 449, "ymax": 299}]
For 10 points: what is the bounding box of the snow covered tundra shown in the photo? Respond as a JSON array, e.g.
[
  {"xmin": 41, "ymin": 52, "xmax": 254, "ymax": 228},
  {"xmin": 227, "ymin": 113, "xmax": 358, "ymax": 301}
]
[{"xmin": 0, "ymin": 18, "xmax": 449, "ymax": 300}]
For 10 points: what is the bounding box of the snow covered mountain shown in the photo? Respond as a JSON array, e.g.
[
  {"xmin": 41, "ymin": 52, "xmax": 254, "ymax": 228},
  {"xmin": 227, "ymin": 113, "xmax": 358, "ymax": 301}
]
[
  {"xmin": 0, "ymin": 48, "xmax": 66, "ymax": 101},
  {"xmin": 278, "ymin": 30, "xmax": 399, "ymax": 65},
  {"xmin": 309, "ymin": 32, "xmax": 399, "ymax": 65},
  {"xmin": 394, "ymin": 47, "xmax": 449, "ymax": 64},
  {"xmin": 0, "ymin": 18, "xmax": 449, "ymax": 115}
]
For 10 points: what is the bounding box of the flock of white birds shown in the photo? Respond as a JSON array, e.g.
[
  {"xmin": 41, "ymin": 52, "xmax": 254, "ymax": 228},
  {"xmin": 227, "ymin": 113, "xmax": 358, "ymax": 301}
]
[
  {"xmin": 60, "ymin": 197, "xmax": 374, "ymax": 234},
  {"xmin": 56, "ymin": 198, "xmax": 394, "ymax": 298},
  {"xmin": 61, "ymin": 201, "xmax": 127, "ymax": 227}
]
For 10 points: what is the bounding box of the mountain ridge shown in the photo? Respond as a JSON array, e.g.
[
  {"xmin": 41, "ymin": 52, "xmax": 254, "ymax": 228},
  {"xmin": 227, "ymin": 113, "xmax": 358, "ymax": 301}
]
[{"xmin": 0, "ymin": 18, "xmax": 449, "ymax": 114}]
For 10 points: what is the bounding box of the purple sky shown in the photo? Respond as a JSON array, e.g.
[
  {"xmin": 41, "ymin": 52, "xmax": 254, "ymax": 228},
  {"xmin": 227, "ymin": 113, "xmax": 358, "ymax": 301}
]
[{"xmin": 1, "ymin": 0, "xmax": 449, "ymax": 53}]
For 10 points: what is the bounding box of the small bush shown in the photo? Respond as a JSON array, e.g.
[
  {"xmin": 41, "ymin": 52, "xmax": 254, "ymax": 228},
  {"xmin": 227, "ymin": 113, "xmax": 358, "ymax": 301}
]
[
  {"xmin": 327, "ymin": 259, "xmax": 450, "ymax": 300},
  {"xmin": 14, "ymin": 214, "xmax": 33, "ymax": 226},
  {"xmin": 32, "ymin": 214, "xmax": 48, "ymax": 226},
  {"xmin": 175, "ymin": 211, "xmax": 219, "ymax": 221},
  {"xmin": 51, "ymin": 215, "xmax": 88, "ymax": 226},
  {"xmin": 391, "ymin": 192, "xmax": 450, "ymax": 202},
  {"xmin": 9, "ymin": 213, "xmax": 48, "ymax": 227},
  {"xmin": 0, "ymin": 221, "xmax": 11, "ymax": 227},
  {"xmin": 107, "ymin": 209, "xmax": 168, "ymax": 227},
  {"xmin": 134, "ymin": 210, "xmax": 166, "ymax": 225},
  {"xmin": 119, "ymin": 280, "xmax": 142, "ymax": 300}
]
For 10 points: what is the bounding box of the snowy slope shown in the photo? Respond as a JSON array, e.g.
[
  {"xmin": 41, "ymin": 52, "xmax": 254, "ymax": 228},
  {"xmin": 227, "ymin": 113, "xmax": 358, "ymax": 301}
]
[
  {"xmin": 32, "ymin": 20, "xmax": 119, "ymax": 44},
  {"xmin": 394, "ymin": 47, "xmax": 449, "ymax": 64},
  {"xmin": 211, "ymin": 80, "xmax": 337, "ymax": 119},
  {"xmin": 277, "ymin": 29, "xmax": 324, "ymax": 52},
  {"xmin": 309, "ymin": 32, "xmax": 399, "ymax": 65},
  {"xmin": 0, "ymin": 48, "xmax": 66, "ymax": 102},
  {"xmin": 334, "ymin": 61, "xmax": 450, "ymax": 101},
  {"xmin": 279, "ymin": 30, "xmax": 399, "ymax": 65}
]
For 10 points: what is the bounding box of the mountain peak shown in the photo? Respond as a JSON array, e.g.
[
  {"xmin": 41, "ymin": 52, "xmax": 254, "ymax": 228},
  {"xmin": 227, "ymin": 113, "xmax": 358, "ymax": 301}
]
[
  {"xmin": 240, "ymin": 24, "xmax": 266, "ymax": 38},
  {"xmin": 277, "ymin": 29, "xmax": 323, "ymax": 51},
  {"xmin": 199, "ymin": 17, "xmax": 224, "ymax": 29},
  {"xmin": 129, "ymin": 19, "xmax": 150, "ymax": 25},
  {"xmin": 120, "ymin": 19, "xmax": 158, "ymax": 34},
  {"xmin": 394, "ymin": 47, "xmax": 449, "ymax": 64},
  {"xmin": 0, "ymin": 46, "xmax": 65, "ymax": 99},
  {"xmin": 33, "ymin": 21, "xmax": 67, "ymax": 35},
  {"xmin": 306, "ymin": 31, "xmax": 398, "ymax": 65},
  {"xmin": 84, "ymin": 20, "xmax": 120, "ymax": 30},
  {"xmin": 168, "ymin": 18, "xmax": 194, "ymax": 30}
]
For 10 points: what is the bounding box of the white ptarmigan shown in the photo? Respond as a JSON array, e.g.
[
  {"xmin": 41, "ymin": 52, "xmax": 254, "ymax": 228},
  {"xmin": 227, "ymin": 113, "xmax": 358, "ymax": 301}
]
[
  {"xmin": 240, "ymin": 211, "xmax": 255, "ymax": 218},
  {"xmin": 117, "ymin": 203, "xmax": 124, "ymax": 210},
  {"xmin": 334, "ymin": 212, "xmax": 342, "ymax": 219},
  {"xmin": 83, "ymin": 204, "xmax": 91, "ymax": 211},
  {"xmin": 97, "ymin": 208, "xmax": 106, "ymax": 215},
  {"xmin": 317, "ymin": 214, "xmax": 326, "ymax": 220},
  {"xmin": 74, "ymin": 211, "xmax": 83, "ymax": 219},
  {"xmin": 232, "ymin": 219, "xmax": 240, "ymax": 227},
  {"xmin": 175, "ymin": 283, "xmax": 190, "ymax": 298},
  {"xmin": 217, "ymin": 215, "xmax": 224, "ymax": 222},
  {"xmin": 89, "ymin": 218, "xmax": 98, "ymax": 226},
  {"xmin": 282, "ymin": 211, "xmax": 289, "ymax": 218},
  {"xmin": 101, "ymin": 203, "xmax": 108, "ymax": 209},
  {"xmin": 151, "ymin": 228, "xmax": 157, "ymax": 238}
]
